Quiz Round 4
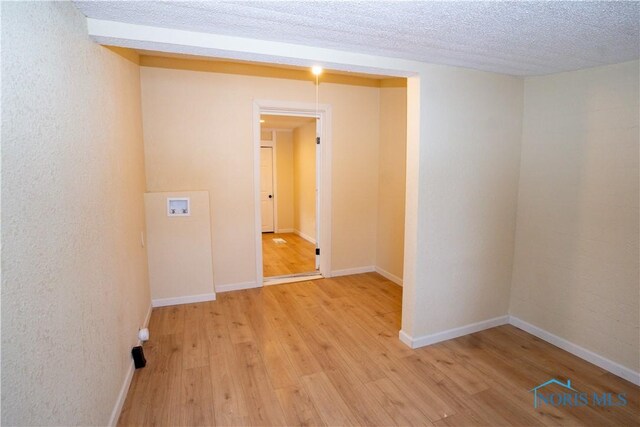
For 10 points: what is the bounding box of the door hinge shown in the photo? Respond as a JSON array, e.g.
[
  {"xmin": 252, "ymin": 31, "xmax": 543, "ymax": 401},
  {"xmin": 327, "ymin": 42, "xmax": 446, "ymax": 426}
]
[
  {"xmin": 315, "ymin": 248, "xmax": 320, "ymax": 256},
  {"xmin": 316, "ymin": 137, "xmax": 320, "ymax": 145}
]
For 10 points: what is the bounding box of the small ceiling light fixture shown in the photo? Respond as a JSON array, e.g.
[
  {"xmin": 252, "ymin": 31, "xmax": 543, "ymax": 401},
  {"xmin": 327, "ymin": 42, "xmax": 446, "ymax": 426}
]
[
  {"xmin": 260, "ymin": 119, "xmax": 265, "ymax": 123},
  {"xmin": 311, "ymin": 66, "xmax": 323, "ymax": 122}
]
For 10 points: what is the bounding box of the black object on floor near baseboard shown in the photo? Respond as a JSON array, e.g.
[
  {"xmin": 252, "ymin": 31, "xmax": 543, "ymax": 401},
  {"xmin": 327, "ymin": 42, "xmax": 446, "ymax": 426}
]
[{"xmin": 132, "ymin": 346, "xmax": 146, "ymax": 369}]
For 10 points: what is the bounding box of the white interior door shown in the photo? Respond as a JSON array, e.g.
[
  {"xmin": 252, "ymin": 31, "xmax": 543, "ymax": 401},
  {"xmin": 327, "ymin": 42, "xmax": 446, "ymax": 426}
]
[{"xmin": 260, "ymin": 146, "xmax": 275, "ymax": 232}]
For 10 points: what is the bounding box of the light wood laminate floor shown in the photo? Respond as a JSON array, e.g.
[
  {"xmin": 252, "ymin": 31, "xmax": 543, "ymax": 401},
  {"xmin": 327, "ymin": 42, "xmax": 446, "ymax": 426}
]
[
  {"xmin": 262, "ymin": 232, "xmax": 316, "ymax": 277},
  {"xmin": 119, "ymin": 273, "xmax": 639, "ymax": 426}
]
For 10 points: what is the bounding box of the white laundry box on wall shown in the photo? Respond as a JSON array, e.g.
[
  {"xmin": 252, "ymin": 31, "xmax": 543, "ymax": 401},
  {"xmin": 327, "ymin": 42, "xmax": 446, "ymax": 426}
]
[{"xmin": 144, "ymin": 190, "xmax": 215, "ymax": 307}]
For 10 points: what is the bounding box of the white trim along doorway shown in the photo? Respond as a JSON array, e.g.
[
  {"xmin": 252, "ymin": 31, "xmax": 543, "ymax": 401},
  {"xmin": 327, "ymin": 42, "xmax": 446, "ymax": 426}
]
[{"xmin": 253, "ymin": 99, "xmax": 332, "ymax": 286}]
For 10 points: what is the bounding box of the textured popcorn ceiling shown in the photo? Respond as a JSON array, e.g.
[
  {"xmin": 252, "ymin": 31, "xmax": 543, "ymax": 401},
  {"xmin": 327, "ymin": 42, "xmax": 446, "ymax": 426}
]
[{"xmin": 74, "ymin": 1, "xmax": 639, "ymax": 76}]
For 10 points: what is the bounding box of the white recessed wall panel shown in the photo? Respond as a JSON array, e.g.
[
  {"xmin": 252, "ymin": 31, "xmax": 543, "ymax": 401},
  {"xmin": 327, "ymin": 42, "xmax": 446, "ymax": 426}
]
[{"xmin": 144, "ymin": 191, "xmax": 215, "ymax": 304}]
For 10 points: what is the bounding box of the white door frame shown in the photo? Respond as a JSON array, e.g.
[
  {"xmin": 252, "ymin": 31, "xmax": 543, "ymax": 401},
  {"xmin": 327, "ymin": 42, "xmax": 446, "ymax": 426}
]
[{"xmin": 253, "ymin": 100, "xmax": 332, "ymax": 285}]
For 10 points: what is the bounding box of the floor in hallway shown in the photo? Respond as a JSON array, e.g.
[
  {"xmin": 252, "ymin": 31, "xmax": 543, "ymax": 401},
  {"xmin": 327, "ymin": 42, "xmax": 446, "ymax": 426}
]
[{"xmin": 262, "ymin": 232, "xmax": 316, "ymax": 277}]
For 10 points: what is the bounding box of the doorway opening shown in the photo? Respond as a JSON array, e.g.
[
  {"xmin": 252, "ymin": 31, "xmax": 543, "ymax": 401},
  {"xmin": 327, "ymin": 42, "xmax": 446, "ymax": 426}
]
[
  {"xmin": 253, "ymin": 101, "xmax": 332, "ymax": 286},
  {"xmin": 260, "ymin": 115, "xmax": 320, "ymax": 282}
]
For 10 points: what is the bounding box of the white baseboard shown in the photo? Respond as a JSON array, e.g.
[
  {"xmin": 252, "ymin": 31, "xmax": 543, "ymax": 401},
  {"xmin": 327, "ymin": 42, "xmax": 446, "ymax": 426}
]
[
  {"xmin": 215, "ymin": 281, "xmax": 261, "ymax": 293},
  {"xmin": 398, "ymin": 330, "xmax": 413, "ymax": 348},
  {"xmin": 398, "ymin": 315, "xmax": 510, "ymax": 349},
  {"xmin": 294, "ymin": 229, "xmax": 316, "ymax": 245},
  {"xmin": 397, "ymin": 314, "xmax": 640, "ymax": 386},
  {"xmin": 142, "ymin": 304, "xmax": 153, "ymax": 334},
  {"xmin": 151, "ymin": 292, "xmax": 216, "ymax": 308},
  {"xmin": 109, "ymin": 303, "xmax": 153, "ymax": 426},
  {"xmin": 509, "ymin": 316, "xmax": 640, "ymax": 386},
  {"xmin": 374, "ymin": 266, "xmax": 403, "ymax": 286},
  {"xmin": 276, "ymin": 228, "xmax": 295, "ymax": 233},
  {"xmin": 264, "ymin": 274, "xmax": 323, "ymax": 286},
  {"xmin": 110, "ymin": 354, "xmax": 136, "ymax": 427},
  {"xmin": 331, "ymin": 266, "xmax": 375, "ymax": 277}
]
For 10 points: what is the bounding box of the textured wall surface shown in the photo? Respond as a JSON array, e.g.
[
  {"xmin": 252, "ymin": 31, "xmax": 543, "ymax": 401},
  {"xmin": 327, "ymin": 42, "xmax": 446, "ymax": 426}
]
[
  {"xmin": 510, "ymin": 61, "xmax": 640, "ymax": 371},
  {"xmin": 376, "ymin": 86, "xmax": 407, "ymax": 282},
  {"xmin": 405, "ymin": 65, "xmax": 524, "ymax": 337},
  {"xmin": 141, "ymin": 66, "xmax": 380, "ymax": 286},
  {"xmin": 1, "ymin": 2, "xmax": 150, "ymax": 424},
  {"xmin": 293, "ymin": 121, "xmax": 317, "ymax": 242}
]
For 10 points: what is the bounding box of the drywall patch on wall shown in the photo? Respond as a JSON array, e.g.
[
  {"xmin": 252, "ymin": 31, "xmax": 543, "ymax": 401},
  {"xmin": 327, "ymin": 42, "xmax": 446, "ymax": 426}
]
[
  {"xmin": 510, "ymin": 60, "xmax": 640, "ymax": 373},
  {"xmin": 144, "ymin": 191, "xmax": 215, "ymax": 303},
  {"xmin": 1, "ymin": 2, "xmax": 150, "ymax": 425}
]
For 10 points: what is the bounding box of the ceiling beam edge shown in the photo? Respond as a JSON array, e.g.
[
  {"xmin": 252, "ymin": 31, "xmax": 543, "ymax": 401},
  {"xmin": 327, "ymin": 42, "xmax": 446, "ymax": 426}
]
[{"xmin": 85, "ymin": 18, "xmax": 423, "ymax": 78}]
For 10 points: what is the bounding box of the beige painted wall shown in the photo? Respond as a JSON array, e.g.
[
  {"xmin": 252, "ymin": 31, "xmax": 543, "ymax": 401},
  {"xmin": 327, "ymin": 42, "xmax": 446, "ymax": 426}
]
[
  {"xmin": 144, "ymin": 191, "xmax": 215, "ymax": 302},
  {"xmin": 1, "ymin": 2, "xmax": 150, "ymax": 425},
  {"xmin": 293, "ymin": 121, "xmax": 317, "ymax": 242},
  {"xmin": 274, "ymin": 130, "xmax": 294, "ymax": 231},
  {"xmin": 403, "ymin": 66, "xmax": 524, "ymax": 338},
  {"xmin": 376, "ymin": 87, "xmax": 407, "ymax": 282},
  {"xmin": 510, "ymin": 61, "xmax": 640, "ymax": 372},
  {"xmin": 141, "ymin": 67, "xmax": 380, "ymax": 286}
]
